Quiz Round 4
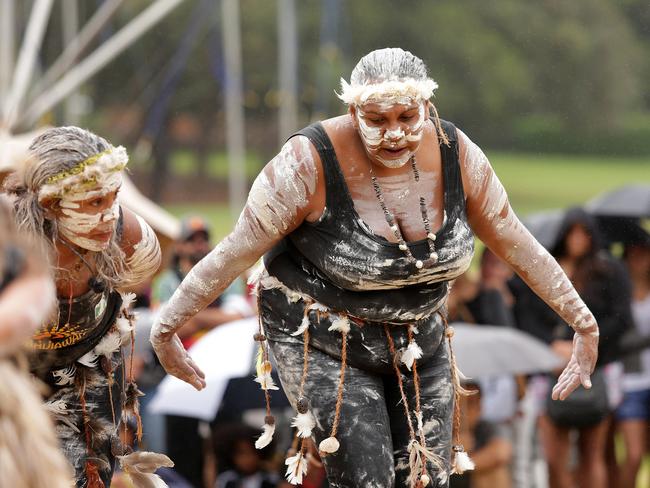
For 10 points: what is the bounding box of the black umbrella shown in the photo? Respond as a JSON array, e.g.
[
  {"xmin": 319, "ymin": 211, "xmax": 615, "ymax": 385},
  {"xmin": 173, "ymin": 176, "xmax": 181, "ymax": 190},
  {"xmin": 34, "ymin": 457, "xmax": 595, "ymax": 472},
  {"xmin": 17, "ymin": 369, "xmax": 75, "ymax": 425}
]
[
  {"xmin": 522, "ymin": 209, "xmax": 565, "ymax": 250},
  {"xmin": 586, "ymin": 184, "xmax": 650, "ymax": 218}
]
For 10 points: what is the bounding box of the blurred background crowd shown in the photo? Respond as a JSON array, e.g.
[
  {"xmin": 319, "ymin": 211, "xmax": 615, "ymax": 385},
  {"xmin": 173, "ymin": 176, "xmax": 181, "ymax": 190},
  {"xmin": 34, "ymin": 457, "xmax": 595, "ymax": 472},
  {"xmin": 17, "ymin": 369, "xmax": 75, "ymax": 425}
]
[{"xmin": 0, "ymin": 1, "xmax": 649, "ymax": 487}]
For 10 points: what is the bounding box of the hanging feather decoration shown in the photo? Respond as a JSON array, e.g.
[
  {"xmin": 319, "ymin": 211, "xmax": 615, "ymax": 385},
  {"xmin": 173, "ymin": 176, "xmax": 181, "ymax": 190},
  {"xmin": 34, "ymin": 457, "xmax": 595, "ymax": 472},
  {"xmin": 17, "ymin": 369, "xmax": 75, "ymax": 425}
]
[
  {"xmin": 94, "ymin": 332, "xmax": 122, "ymax": 358},
  {"xmin": 328, "ymin": 316, "xmax": 350, "ymax": 334},
  {"xmin": 284, "ymin": 451, "xmax": 308, "ymax": 485},
  {"xmin": 121, "ymin": 382, "xmax": 145, "ymax": 442},
  {"xmin": 77, "ymin": 350, "xmax": 99, "ymax": 368},
  {"xmin": 406, "ymin": 439, "xmax": 446, "ymax": 488},
  {"xmin": 117, "ymin": 451, "xmax": 174, "ymax": 488},
  {"xmin": 401, "ymin": 341, "xmax": 423, "ymax": 371},
  {"xmin": 255, "ymin": 416, "xmax": 276, "ymax": 449},
  {"xmin": 291, "ymin": 314, "xmax": 310, "ymax": 336},
  {"xmin": 452, "ymin": 445, "xmax": 475, "ymax": 474},
  {"xmin": 291, "ymin": 411, "xmax": 316, "ymax": 438},
  {"xmin": 254, "ymin": 359, "xmax": 279, "ymax": 391},
  {"xmin": 52, "ymin": 365, "xmax": 76, "ymax": 385}
]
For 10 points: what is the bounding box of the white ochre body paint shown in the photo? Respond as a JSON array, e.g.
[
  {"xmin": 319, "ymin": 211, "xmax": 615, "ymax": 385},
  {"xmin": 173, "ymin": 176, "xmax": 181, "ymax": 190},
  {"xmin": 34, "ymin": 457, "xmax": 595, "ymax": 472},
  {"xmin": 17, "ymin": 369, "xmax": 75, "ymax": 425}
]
[{"xmin": 458, "ymin": 129, "xmax": 597, "ymax": 334}]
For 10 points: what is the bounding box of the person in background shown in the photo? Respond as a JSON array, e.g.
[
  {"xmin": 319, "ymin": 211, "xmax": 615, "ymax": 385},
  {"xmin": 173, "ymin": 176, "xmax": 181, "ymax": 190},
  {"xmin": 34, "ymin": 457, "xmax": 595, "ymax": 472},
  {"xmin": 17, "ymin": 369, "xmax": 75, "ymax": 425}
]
[
  {"xmin": 536, "ymin": 207, "xmax": 633, "ymax": 488},
  {"xmin": 449, "ymin": 383, "xmax": 513, "ymax": 488},
  {"xmin": 213, "ymin": 423, "xmax": 280, "ymax": 488},
  {"xmin": 154, "ymin": 215, "xmax": 253, "ymax": 487},
  {"xmin": 154, "ymin": 215, "xmax": 251, "ymax": 348},
  {"xmin": 613, "ymin": 237, "xmax": 650, "ymax": 488}
]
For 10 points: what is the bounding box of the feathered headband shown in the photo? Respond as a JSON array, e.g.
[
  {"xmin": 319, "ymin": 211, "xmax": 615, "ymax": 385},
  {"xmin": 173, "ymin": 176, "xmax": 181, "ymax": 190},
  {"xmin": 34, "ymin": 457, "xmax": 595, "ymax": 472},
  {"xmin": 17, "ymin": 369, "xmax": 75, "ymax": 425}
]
[
  {"xmin": 38, "ymin": 146, "xmax": 128, "ymax": 201},
  {"xmin": 337, "ymin": 77, "xmax": 438, "ymax": 106}
]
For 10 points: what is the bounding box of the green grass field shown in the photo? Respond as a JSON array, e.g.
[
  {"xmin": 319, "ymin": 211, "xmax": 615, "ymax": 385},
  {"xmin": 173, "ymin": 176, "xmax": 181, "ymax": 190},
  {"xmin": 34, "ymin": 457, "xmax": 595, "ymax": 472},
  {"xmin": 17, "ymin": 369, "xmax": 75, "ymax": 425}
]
[{"xmin": 165, "ymin": 151, "xmax": 649, "ymax": 240}]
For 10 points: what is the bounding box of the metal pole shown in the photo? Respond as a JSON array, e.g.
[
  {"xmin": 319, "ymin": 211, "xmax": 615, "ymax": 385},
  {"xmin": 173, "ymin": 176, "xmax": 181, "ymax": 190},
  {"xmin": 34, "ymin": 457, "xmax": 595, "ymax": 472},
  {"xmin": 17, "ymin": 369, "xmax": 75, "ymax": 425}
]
[
  {"xmin": 31, "ymin": 0, "xmax": 124, "ymax": 99},
  {"xmin": 278, "ymin": 0, "xmax": 298, "ymax": 144},
  {"xmin": 221, "ymin": 0, "xmax": 247, "ymax": 222},
  {"xmin": 3, "ymin": 0, "xmax": 54, "ymax": 129},
  {"xmin": 61, "ymin": 0, "xmax": 81, "ymax": 125},
  {"xmin": 19, "ymin": 0, "xmax": 185, "ymax": 129},
  {"xmin": 0, "ymin": 0, "xmax": 16, "ymax": 117}
]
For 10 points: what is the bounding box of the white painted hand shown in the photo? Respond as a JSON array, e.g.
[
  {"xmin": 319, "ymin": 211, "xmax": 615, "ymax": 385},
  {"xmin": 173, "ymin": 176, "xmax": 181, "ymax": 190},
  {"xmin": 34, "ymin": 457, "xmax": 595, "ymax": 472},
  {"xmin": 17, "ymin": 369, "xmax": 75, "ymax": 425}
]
[
  {"xmin": 151, "ymin": 332, "xmax": 206, "ymax": 391},
  {"xmin": 551, "ymin": 332, "xmax": 598, "ymax": 401}
]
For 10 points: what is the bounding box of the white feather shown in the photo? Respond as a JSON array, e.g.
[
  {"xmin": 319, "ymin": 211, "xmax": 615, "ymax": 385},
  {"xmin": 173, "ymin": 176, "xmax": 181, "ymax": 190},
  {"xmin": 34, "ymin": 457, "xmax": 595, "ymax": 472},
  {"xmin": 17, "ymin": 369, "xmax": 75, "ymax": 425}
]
[
  {"xmin": 254, "ymin": 372, "xmax": 279, "ymax": 391},
  {"xmin": 120, "ymin": 292, "xmax": 137, "ymax": 311},
  {"xmin": 453, "ymin": 450, "xmax": 475, "ymax": 474},
  {"xmin": 117, "ymin": 451, "xmax": 174, "ymax": 488},
  {"xmin": 291, "ymin": 411, "xmax": 316, "ymax": 438},
  {"xmin": 287, "ymin": 291, "xmax": 302, "ymax": 303},
  {"xmin": 410, "ymin": 324, "xmax": 419, "ymax": 335},
  {"xmin": 401, "ymin": 341, "xmax": 423, "ymax": 371},
  {"xmin": 94, "ymin": 332, "xmax": 122, "ymax": 358},
  {"xmin": 77, "ymin": 350, "xmax": 98, "ymax": 367},
  {"xmin": 328, "ymin": 316, "xmax": 350, "ymax": 335},
  {"xmin": 52, "ymin": 366, "xmax": 76, "ymax": 385},
  {"xmin": 291, "ymin": 315, "xmax": 310, "ymax": 336},
  {"xmin": 285, "ymin": 452, "xmax": 308, "ymax": 485},
  {"xmin": 255, "ymin": 423, "xmax": 275, "ymax": 449},
  {"xmin": 307, "ymin": 302, "xmax": 329, "ymax": 313},
  {"xmin": 44, "ymin": 399, "xmax": 68, "ymax": 415}
]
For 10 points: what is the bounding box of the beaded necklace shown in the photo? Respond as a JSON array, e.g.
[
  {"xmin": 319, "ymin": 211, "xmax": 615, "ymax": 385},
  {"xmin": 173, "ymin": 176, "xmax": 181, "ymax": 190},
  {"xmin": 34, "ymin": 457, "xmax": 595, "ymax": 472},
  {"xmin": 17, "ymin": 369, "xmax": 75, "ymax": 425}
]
[{"xmin": 368, "ymin": 156, "xmax": 438, "ymax": 270}]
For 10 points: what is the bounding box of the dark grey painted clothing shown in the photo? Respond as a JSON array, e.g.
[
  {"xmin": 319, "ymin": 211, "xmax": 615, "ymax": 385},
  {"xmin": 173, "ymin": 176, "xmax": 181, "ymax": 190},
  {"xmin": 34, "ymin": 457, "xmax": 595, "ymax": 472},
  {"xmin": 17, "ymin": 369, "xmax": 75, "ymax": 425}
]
[{"xmin": 261, "ymin": 287, "xmax": 454, "ymax": 488}]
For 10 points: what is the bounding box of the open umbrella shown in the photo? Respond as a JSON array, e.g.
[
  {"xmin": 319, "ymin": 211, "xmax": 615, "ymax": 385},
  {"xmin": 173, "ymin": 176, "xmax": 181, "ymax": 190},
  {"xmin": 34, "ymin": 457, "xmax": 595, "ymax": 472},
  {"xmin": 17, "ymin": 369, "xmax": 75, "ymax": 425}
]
[
  {"xmin": 586, "ymin": 184, "xmax": 650, "ymax": 218},
  {"xmin": 522, "ymin": 209, "xmax": 565, "ymax": 250},
  {"xmin": 450, "ymin": 323, "xmax": 563, "ymax": 378}
]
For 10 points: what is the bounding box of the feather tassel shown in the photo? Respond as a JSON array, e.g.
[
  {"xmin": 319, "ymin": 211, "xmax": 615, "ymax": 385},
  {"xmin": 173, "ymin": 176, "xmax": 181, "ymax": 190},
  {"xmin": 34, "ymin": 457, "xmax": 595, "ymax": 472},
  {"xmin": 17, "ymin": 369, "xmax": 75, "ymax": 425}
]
[
  {"xmin": 255, "ymin": 422, "xmax": 275, "ymax": 449},
  {"xmin": 94, "ymin": 332, "xmax": 122, "ymax": 358},
  {"xmin": 284, "ymin": 451, "xmax": 308, "ymax": 485},
  {"xmin": 121, "ymin": 382, "xmax": 145, "ymax": 442},
  {"xmin": 77, "ymin": 350, "xmax": 99, "ymax": 368},
  {"xmin": 291, "ymin": 411, "xmax": 316, "ymax": 438},
  {"xmin": 117, "ymin": 451, "xmax": 174, "ymax": 488},
  {"xmin": 406, "ymin": 440, "xmax": 446, "ymax": 488},
  {"xmin": 120, "ymin": 292, "xmax": 137, "ymax": 311},
  {"xmin": 452, "ymin": 446, "xmax": 475, "ymax": 474},
  {"xmin": 401, "ymin": 341, "xmax": 423, "ymax": 371},
  {"xmin": 291, "ymin": 314, "xmax": 310, "ymax": 336},
  {"xmin": 254, "ymin": 371, "xmax": 279, "ymax": 391},
  {"xmin": 52, "ymin": 365, "xmax": 76, "ymax": 385},
  {"xmin": 328, "ymin": 316, "xmax": 350, "ymax": 334}
]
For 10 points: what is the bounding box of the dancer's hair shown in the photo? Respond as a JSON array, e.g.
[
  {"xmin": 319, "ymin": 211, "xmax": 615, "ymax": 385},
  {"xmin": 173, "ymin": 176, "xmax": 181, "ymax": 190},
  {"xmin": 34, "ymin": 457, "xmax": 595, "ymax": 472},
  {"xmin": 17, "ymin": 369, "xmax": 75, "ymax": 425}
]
[
  {"xmin": 350, "ymin": 47, "xmax": 429, "ymax": 85},
  {"xmin": 3, "ymin": 127, "xmax": 126, "ymax": 289}
]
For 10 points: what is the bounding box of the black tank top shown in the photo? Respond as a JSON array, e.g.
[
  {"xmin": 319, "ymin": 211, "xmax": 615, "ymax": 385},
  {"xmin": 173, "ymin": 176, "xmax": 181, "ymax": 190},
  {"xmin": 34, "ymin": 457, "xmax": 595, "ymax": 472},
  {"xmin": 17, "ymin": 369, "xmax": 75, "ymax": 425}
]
[{"xmin": 264, "ymin": 120, "xmax": 474, "ymax": 323}]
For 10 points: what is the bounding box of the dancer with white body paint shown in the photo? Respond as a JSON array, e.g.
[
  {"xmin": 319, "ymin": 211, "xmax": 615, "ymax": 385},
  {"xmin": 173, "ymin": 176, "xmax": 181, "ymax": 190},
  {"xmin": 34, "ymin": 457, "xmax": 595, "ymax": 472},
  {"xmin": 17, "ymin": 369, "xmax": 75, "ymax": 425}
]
[
  {"xmin": 4, "ymin": 126, "xmax": 171, "ymax": 488},
  {"xmin": 152, "ymin": 48, "xmax": 599, "ymax": 488}
]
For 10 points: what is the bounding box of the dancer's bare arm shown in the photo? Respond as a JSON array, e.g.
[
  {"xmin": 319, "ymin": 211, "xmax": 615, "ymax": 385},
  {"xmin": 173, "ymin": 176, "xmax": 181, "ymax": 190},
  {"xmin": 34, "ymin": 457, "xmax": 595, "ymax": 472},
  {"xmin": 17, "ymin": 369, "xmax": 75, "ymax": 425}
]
[
  {"xmin": 151, "ymin": 136, "xmax": 320, "ymax": 389},
  {"xmin": 458, "ymin": 129, "xmax": 598, "ymax": 400}
]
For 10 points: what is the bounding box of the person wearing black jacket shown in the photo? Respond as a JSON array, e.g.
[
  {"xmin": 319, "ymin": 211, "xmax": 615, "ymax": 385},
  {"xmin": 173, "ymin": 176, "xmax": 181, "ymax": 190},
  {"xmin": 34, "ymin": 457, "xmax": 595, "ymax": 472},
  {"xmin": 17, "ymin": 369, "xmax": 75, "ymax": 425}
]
[{"xmin": 511, "ymin": 207, "xmax": 633, "ymax": 488}]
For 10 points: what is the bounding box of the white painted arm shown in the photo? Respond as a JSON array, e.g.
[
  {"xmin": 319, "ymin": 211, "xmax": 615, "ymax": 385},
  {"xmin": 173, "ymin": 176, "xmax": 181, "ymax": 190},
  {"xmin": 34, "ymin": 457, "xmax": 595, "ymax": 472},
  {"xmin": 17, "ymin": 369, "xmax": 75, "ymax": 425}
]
[
  {"xmin": 458, "ymin": 129, "xmax": 598, "ymax": 399},
  {"xmin": 151, "ymin": 136, "xmax": 319, "ymax": 388}
]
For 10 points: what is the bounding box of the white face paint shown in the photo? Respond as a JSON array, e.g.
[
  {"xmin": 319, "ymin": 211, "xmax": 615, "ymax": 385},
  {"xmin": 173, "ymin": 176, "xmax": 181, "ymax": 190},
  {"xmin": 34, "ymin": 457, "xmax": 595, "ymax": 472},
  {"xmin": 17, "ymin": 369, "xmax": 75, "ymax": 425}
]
[
  {"xmin": 355, "ymin": 102, "xmax": 427, "ymax": 169},
  {"xmin": 56, "ymin": 176, "xmax": 122, "ymax": 251},
  {"xmin": 58, "ymin": 201, "xmax": 119, "ymax": 251}
]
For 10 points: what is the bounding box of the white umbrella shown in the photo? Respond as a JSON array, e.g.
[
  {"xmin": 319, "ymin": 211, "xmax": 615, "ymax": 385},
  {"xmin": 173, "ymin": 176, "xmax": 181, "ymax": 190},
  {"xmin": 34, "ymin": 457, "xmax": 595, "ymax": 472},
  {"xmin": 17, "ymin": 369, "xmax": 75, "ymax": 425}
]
[
  {"xmin": 147, "ymin": 317, "xmax": 258, "ymax": 421},
  {"xmin": 451, "ymin": 323, "xmax": 563, "ymax": 378}
]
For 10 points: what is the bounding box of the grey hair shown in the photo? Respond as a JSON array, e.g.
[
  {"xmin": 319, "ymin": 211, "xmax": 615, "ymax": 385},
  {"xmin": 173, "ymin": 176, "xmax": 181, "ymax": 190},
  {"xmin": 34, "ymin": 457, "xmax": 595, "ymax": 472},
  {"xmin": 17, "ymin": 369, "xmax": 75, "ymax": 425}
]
[
  {"xmin": 350, "ymin": 47, "xmax": 429, "ymax": 85},
  {"xmin": 4, "ymin": 126, "xmax": 127, "ymax": 289}
]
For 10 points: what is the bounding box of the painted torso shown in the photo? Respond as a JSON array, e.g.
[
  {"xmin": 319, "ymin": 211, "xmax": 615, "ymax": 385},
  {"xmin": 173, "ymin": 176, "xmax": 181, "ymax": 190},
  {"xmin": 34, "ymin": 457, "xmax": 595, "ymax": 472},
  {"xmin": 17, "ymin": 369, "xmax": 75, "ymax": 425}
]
[{"xmin": 264, "ymin": 120, "xmax": 474, "ymax": 322}]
